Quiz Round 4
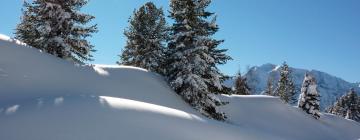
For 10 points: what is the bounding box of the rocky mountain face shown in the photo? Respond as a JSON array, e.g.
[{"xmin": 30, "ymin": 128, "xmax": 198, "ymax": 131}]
[{"xmin": 226, "ymin": 63, "xmax": 360, "ymax": 110}]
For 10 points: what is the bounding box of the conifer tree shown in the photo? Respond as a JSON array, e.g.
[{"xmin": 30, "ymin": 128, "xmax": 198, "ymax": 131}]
[
  {"xmin": 264, "ymin": 72, "xmax": 275, "ymax": 96},
  {"xmin": 274, "ymin": 62, "xmax": 296, "ymax": 103},
  {"xmin": 327, "ymin": 88, "xmax": 360, "ymax": 122},
  {"xmin": 166, "ymin": 0, "xmax": 231, "ymax": 120},
  {"xmin": 15, "ymin": 0, "xmax": 97, "ymax": 63},
  {"xmin": 298, "ymin": 73, "xmax": 321, "ymax": 119},
  {"xmin": 118, "ymin": 2, "xmax": 168, "ymax": 74},
  {"xmin": 234, "ymin": 72, "xmax": 251, "ymax": 95}
]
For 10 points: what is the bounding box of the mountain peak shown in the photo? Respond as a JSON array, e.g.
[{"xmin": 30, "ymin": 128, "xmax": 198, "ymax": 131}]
[
  {"xmin": 250, "ymin": 63, "xmax": 277, "ymax": 73},
  {"xmin": 258, "ymin": 63, "xmax": 276, "ymax": 69}
]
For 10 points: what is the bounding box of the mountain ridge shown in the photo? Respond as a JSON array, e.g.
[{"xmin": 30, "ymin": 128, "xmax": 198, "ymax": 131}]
[{"xmin": 226, "ymin": 63, "xmax": 360, "ymax": 110}]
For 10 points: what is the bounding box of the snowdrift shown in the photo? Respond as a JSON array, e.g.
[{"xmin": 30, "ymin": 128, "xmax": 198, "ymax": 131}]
[
  {"xmin": 0, "ymin": 35, "xmax": 359, "ymax": 140},
  {"xmin": 221, "ymin": 95, "xmax": 360, "ymax": 139}
]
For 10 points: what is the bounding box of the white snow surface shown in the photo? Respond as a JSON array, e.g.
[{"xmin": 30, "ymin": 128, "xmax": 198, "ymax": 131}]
[
  {"xmin": 0, "ymin": 33, "xmax": 26, "ymax": 46},
  {"xmin": 0, "ymin": 34, "xmax": 11, "ymax": 40},
  {"xmin": 0, "ymin": 37, "xmax": 360, "ymax": 140}
]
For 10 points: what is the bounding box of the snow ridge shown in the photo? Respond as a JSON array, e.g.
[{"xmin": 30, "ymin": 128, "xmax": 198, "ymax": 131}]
[{"xmin": 1, "ymin": 37, "xmax": 360, "ymax": 140}]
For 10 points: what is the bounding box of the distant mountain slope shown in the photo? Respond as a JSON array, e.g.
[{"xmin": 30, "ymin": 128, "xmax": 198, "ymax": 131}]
[{"xmin": 228, "ymin": 63, "xmax": 360, "ymax": 110}]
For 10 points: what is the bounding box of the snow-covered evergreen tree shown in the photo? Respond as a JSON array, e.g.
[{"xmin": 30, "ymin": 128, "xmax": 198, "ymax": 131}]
[
  {"xmin": 234, "ymin": 72, "xmax": 251, "ymax": 95},
  {"xmin": 15, "ymin": 0, "xmax": 97, "ymax": 63},
  {"xmin": 118, "ymin": 2, "xmax": 168, "ymax": 74},
  {"xmin": 166, "ymin": 0, "xmax": 231, "ymax": 120},
  {"xmin": 274, "ymin": 62, "xmax": 296, "ymax": 103},
  {"xmin": 264, "ymin": 73, "xmax": 275, "ymax": 96},
  {"xmin": 327, "ymin": 88, "xmax": 360, "ymax": 122},
  {"xmin": 298, "ymin": 73, "xmax": 321, "ymax": 119}
]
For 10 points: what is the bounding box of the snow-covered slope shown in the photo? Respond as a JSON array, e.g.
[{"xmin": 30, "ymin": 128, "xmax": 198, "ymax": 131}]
[
  {"xmin": 0, "ymin": 36, "xmax": 359, "ymax": 139},
  {"xmin": 220, "ymin": 95, "xmax": 360, "ymax": 140},
  {"xmin": 227, "ymin": 63, "xmax": 360, "ymax": 110}
]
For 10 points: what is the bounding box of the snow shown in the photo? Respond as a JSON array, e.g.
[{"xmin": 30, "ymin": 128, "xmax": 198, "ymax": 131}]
[
  {"xmin": 0, "ymin": 37, "xmax": 360, "ymax": 139},
  {"xmin": 92, "ymin": 65, "xmax": 110, "ymax": 76},
  {"xmin": 54, "ymin": 97, "xmax": 65, "ymax": 105},
  {"xmin": 94, "ymin": 64, "xmax": 149, "ymax": 72},
  {"xmin": 5, "ymin": 104, "xmax": 20, "ymax": 115},
  {"xmin": 273, "ymin": 64, "xmax": 281, "ymax": 71},
  {"xmin": 0, "ymin": 34, "xmax": 11, "ymax": 40},
  {"xmin": 220, "ymin": 95, "xmax": 360, "ymax": 139},
  {"xmin": 0, "ymin": 33, "xmax": 27, "ymax": 46},
  {"xmin": 99, "ymin": 96, "xmax": 204, "ymax": 121}
]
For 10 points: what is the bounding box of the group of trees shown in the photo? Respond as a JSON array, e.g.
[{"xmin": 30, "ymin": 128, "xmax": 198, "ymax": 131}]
[
  {"xmin": 117, "ymin": 0, "xmax": 232, "ymax": 120},
  {"xmin": 327, "ymin": 88, "xmax": 360, "ymax": 122},
  {"xmin": 235, "ymin": 62, "xmax": 360, "ymax": 121},
  {"xmin": 15, "ymin": 0, "xmax": 359, "ymax": 122},
  {"xmin": 234, "ymin": 62, "xmax": 297, "ymax": 103},
  {"xmin": 234, "ymin": 62, "xmax": 321, "ymax": 119},
  {"xmin": 234, "ymin": 62, "xmax": 297, "ymax": 104},
  {"xmin": 269, "ymin": 62, "xmax": 359, "ymax": 121},
  {"xmin": 15, "ymin": 0, "xmax": 230, "ymax": 120}
]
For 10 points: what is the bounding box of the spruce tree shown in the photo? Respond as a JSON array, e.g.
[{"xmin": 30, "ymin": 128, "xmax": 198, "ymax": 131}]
[
  {"xmin": 274, "ymin": 62, "xmax": 296, "ymax": 103},
  {"xmin": 264, "ymin": 73, "xmax": 275, "ymax": 96},
  {"xmin": 234, "ymin": 72, "xmax": 251, "ymax": 95},
  {"xmin": 118, "ymin": 2, "xmax": 168, "ymax": 74},
  {"xmin": 298, "ymin": 73, "xmax": 321, "ymax": 119},
  {"xmin": 327, "ymin": 88, "xmax": 360, "ymax": 122},
  {"xmin": 15, "ymin": 0, "xmax": 97, "ymax": 63},
  {"xmin": 166, "ymin": 0, "xmax": 231, "ymax": 120}
]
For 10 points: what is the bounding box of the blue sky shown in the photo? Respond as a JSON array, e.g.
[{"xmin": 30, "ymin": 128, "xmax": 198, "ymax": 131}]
[{"xmin": 1, "ymin": 0, "xmax": 359, "ymax": 82}]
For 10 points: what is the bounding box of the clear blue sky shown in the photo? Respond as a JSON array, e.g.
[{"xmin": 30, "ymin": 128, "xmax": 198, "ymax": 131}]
[{"xmin": 1, "ymin": 0, "xmax": 359, "ymax": 82}]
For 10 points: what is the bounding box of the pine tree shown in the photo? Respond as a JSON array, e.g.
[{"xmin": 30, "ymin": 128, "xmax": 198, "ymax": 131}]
[
  {"xmin": 274, "ymin": 62, "xmax": 296, "ymax": 103},
  {"xmin": 118, "ymin": 2, "xmax": 168, "ymax": 74},
  {"xmin": 327, "ymin": 88, "xmax": 360, "ymax": 122},
  {"xmin": 166, "ymin": 0, "xmax": 231, "ymax": 120},
  {"xmin": 15, "ymin": 0, "xmax": 97, "ymax": 63},
  {"xmin": 264, "ymin": 72, "xmax": 275, "ymax": 96},
  {"xmin": 298, "ymin": 73, "xmax": 321, "ymax": 119},
  {"xmin": 234, "ymin": 72, "xmax": 251, "ymax": 95}
]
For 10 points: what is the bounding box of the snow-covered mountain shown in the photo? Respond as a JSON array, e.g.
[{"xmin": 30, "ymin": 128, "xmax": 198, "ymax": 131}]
[
  {"xmin": 229, "ymin": 63, "xmax": 360, "ymax": 110},
  {"xmin": 1, "ymin": 35, "xmax": 360, "ymax": 139}
]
